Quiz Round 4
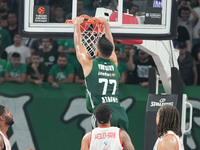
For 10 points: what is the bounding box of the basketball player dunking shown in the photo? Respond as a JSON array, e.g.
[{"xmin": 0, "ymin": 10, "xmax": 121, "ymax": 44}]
[{"xmin": 73, "ymin": 16, "xmax": 129, "ymax": 131}]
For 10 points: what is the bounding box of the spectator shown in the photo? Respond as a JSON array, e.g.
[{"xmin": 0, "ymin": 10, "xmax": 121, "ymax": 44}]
[
  {"xmin": 0, "ymin": 16, "xmax": 12, "ymax": 58},
  {"xmin": 5, "ymin": 34, "xmax": 31, "ymax": 64},
  {"xmin": 5, "ymin": 52, "xmax": 26, "ymax": 83},
  {"xmin": 50, "ymin": 5, "xmax": 66, "ymax": 23},
  {"xmin": 129, "ymin": 4, "xmax": 139, "ymax": 17},
  {"xmin": 178, "ymin": 2, "xmax": 199, "ymax": 52},
  {"xmin": 128, "ymin": 50, "xmax": 156, "ymax": 87},
  {"xmin": 39, "ymin": 38, "xmax": 59, "ymax": 81},
  {"xmin": 0, "ymin": 57, "xmax": 7, "ymax": 84},
  {"xmin": 26, "ymin": 52, "xmax": 45, "ymax": 85},
  {"xmin": 115, "ymin": 47, "xmax": 128, "ymax": 84},
  {"xmin": 0, "ymin": 1, "xmax": 8, "ymax": 21},
  {"xmin": 57, "ymin": 38, "xmax": 79, "ymax": 69},
  {"xmin": 6, "ymin": 12, "xmax": 18, "ymax": 41},
  {"xmin": 48, "ymin": 54, "xmax": 74, "ymax": 88},
  {"xmin": 191, "ymin": 28, "xmax": 200, "ymax": 62},
  {"xmin": 191, "ymin": 0, "xmax": 200, "ymax": 45},
  {"xmin": 178, "ymin": 41, "xmax": 198, "ymax": 86}
]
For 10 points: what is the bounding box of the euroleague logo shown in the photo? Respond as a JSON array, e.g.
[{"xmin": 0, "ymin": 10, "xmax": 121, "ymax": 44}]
[{"xmin": 38, "ymin": 7, "xmax": 45, "ymax": 15}]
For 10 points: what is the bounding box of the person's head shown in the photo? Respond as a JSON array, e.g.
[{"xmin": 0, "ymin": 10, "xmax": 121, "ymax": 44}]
[
  {"xmin": 57, "ymin": 54, "xmax": 67, "ymax": 69},
  {"xmin": 179, "ymin": 6, "xmax": 191, "ymax": 21},
  {"xmin": 124, "ymin": 44, "xmax": 133, "ymax": 56},
  {"xmin": 156, "ymin": 105, "xmax": 182, "ymax": 137},
  {"xmin": 42, "ymin": 38, "xmax": 52, "ymax": 50},
  {"xmin": 11, "ymin": 52, "xmax": 21, "ymax": 67},
  {"xmin": 95, "ymin": 103, "xmax": 111, "ymax": 125},
  {"xmin": 13, "ymin": 34, "xmax": 22, "ymax": 45},
  {"xmin": 0, "ymin": 1, "xmax": 8, "ymax": 13},
  {"xmin": 54, "ymin": 6, "xmax": 65, "ymax": 18},
  {"xmin": 31, "ymin": 52, "xmax": 40, "ymax": 64},
  {"xmin": 139, "ymin": 50, "xmax": 149, "ymax": 61},
  {"xmin": 0, "ymin": 105, "xmax": 14, "ymax": 127},
  {"xmin": 77, "ymin": 0, "xmax": 84, "ymax": 12},
  {"xmin": 130, "ymin": 4, "xmax": 139, "ymax": 16},
  {"xmin": 8, "ymin": 12, "xmax": 17, "ymax": 25},
  {"xmin": 96, "ymin": 36, "xmax": 113, "ymax": 58},
  {"xmin": 115, "ymin": 47, "xmax": 121, "ymax": 59},
  {"xmin": 177, "ymin": 41, "xmax": 187, "ymax": 56}
]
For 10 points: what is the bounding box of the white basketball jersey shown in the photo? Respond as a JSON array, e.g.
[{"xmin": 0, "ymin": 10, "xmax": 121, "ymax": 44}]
[
  {"xmin": 89, "ymin": 127, "xmax": 123, "ymax": 150},
  {"xmin": 0, "ymin": 131, "xmax": 11, "ymax": 150},
  {"xmin": 153, "ymin": 130, "xmax": 184, "ymax": 150}
]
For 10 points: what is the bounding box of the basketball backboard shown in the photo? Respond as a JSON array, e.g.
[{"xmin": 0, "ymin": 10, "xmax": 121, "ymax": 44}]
[{"xmin": 19, "ymin": 0, "xmax": 177, "ymax": 40}]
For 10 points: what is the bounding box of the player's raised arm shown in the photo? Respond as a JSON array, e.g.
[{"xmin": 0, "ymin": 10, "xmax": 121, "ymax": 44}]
[
  {"xmin": 97, "ymin": 17, "xmax": 118, "ymax": 67},
  {"xmin": 73, "ymin": 17, "xmax": 92, "ymax": 64}
]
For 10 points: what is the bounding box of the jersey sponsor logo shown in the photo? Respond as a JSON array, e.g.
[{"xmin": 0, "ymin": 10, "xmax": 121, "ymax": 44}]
[
  {"xmin": 98, "ymin": 71, "xmax": 116, "ymax": 77},
  {"xmin": 98, "ymin": 64, "xmax": 114, "ymax": 71},
  {"xmin": 95, "ymin": 132, "xmax": 116, "ymax": 139}
]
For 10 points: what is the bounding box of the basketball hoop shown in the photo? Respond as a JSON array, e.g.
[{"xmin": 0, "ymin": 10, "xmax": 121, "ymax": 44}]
[{"xmin": 66, "ymin": 15, "xmax": 105, "ymax": 58}]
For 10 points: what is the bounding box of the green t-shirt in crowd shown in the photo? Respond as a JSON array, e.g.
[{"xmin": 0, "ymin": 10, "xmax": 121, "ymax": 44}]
[
  {"xmin": 0, "ymin": 58, "xmax": 7, "ymax": 77},
  {"xmin": 5, "ymin": 63, "xmax": 26, "ymax": 78},
  {"xmin": 49, "ymin": 63, "xmax": 74, "ymax": 81},
  {"xmin": 117, "ymin": 61, "xmax": 128, "ymax": 76},
  {"xmin": 0, "ymin": 28, "xmax": 12, "ymax": 56}
]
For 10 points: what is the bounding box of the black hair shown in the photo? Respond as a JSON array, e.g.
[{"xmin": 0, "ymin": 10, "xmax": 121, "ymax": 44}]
[
  {"xmin": 177, "ymin": 41, "xmax": 187, "ymax": 49},
  {"xmin": 178, "ymin": 6, "xmax": 190, "ymax": 17},
  {"xmin": 0, "ymin": 105, "xmax": 5, "ymax": 116},
  {"xmin": 95, "ymin": 103, "xmax": 111, "ymax": 124},
  {"xmin": 156, "ymin": 105, "xmax": 182, "ymax": 137},
  {"xmin": 11, "ymin": 52, "xmax": 21, "ymax": 58},
  {"xmin": 97, "ymin": 36, "xmax": 113, "ymax": 58},
  {"xmin": 58, "ymin": 53, "xmax": 67, "ymax": 59},
  {"xmin": 32, "ymin": 51, "xmax": 40, "ymax": 57}
]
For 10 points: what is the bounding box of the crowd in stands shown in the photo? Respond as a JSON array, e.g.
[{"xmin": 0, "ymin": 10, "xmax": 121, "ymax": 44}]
[{"xmin": 0, "ymin": 0, "xmax": 200, "ymax": 87}]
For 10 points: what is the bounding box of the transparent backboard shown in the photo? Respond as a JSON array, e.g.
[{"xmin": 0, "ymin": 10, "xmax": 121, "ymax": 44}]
[{"xmin": 19, "ymin": 0, "xmax": 177, "ymax": 40}]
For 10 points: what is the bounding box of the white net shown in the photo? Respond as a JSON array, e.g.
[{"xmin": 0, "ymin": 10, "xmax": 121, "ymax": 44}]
[{"xmin": 80, "ymin": 22, "xmax": 105, "ymax": 58}]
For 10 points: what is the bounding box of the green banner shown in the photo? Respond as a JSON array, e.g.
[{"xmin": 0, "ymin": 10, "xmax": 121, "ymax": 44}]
[{"xmin": 0, "ymin": 83, "xmax": 199, "ymax": 150}]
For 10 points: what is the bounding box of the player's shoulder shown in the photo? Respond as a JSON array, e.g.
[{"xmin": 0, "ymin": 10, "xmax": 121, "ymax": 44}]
[
  {"xmin": 82, "ymin": 132, "xmax": 91, "ymax": 142},
  {"xmin": 158, "ymin": 134, "xmax": 179, "ymax": 149}
]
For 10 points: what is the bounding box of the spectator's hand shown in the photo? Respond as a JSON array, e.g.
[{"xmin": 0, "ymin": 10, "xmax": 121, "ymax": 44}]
[
  {"xmin": 72, "ymin": 17, "xmax": 84, "ymax": 25},
  {"xmin": 58, "ymin": 46, "xmax": 64, "ymax": 53},
  {"xmin": 0, "ymin": 78, "xmax": 4, "ymax": 84},
  {"xmin": 180, "ymin": 0, "xmax": 186, "ymax": 6},
  {"xmin": 52, "ymin": 82, "xmax": 59, "ymax": 88},
  {"xmin": 15, "ymin": 77, "xmax": 24, "ymax": 83},
  {"xmin": 140, "ymin": 82, "xmax": 149, "ymax": 87},
  {"xmin": 34, "ymin": 80, "xmax": 43, "ymax": 85},
  {"xmin": 129, "ymin": 49, "xmax": 135, "ymax": 57},
  {"xmin": 186, "ymin": 1, "xmax": 191, "ymax": 6},
  {"xmin": 31, "ymin": 63, "xmax": 39, "ymax": 71}
]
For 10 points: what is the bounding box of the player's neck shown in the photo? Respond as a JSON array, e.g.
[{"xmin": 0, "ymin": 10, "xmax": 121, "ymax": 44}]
[
  {"xmin": 0, "ymin": 125, "xmax": 9, "ymax": 136},
  {"xmin": 98, "ymin": 122, "xmax": 111, "ymax": 128}
]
